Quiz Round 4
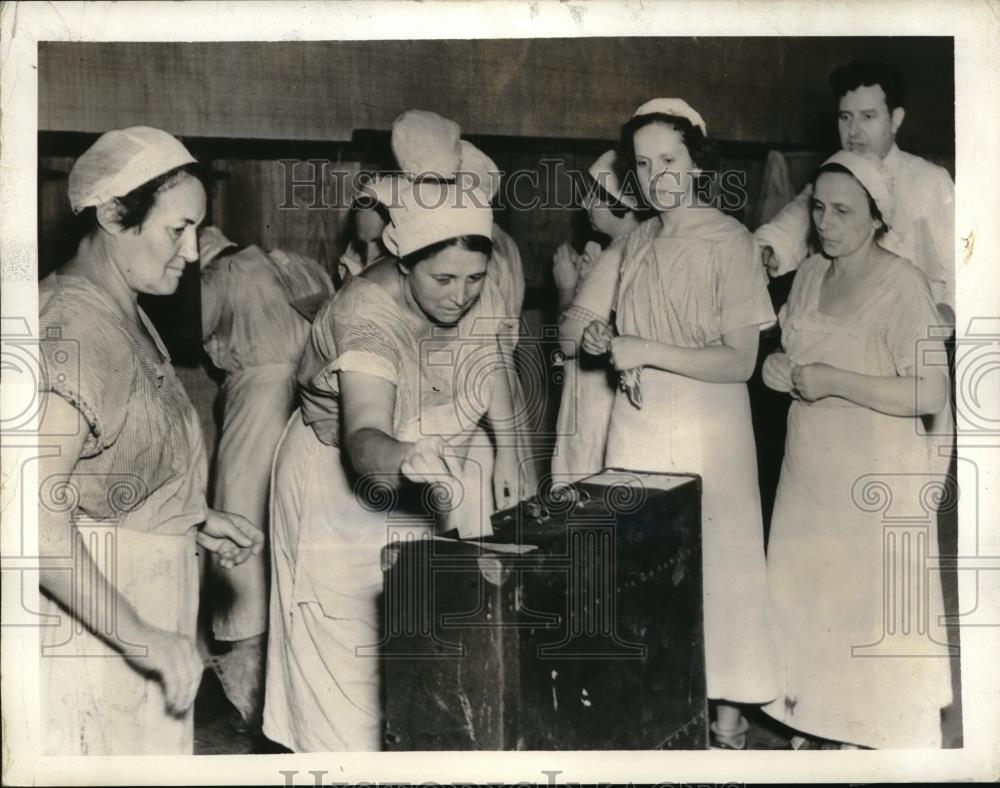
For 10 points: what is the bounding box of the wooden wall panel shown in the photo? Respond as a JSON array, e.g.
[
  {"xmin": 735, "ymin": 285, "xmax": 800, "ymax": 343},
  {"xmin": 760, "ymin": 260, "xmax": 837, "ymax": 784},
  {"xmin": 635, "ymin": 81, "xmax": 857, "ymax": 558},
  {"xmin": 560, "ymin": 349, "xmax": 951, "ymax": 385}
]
[{"xmin": 39, "ymin": 38, "xmax": 954, "ymax": 155}]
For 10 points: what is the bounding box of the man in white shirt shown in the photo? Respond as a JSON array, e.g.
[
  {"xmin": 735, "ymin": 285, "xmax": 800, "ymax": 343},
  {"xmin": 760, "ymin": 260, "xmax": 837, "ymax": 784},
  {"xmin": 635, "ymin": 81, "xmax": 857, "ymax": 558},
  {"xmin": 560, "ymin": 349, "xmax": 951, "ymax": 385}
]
[{"xmin": 756, "ymin": 60, "xmax": 955, "ymax": 323}]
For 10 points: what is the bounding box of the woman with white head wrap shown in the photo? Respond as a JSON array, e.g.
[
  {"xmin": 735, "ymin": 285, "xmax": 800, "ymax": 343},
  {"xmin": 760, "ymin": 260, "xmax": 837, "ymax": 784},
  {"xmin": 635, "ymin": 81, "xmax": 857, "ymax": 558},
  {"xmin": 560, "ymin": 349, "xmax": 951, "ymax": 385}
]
[
  {"xmin": 197, "ymin": 226, "xmax": 333, "ymax": 730},
  {"xmin": 264, "ymin": 177, "xmax": 522, "ymax": 752},
  {"xmin": 762, "ymin": 151, "xmax": 952, "ymax": 749},
  {"xmin": 36, "ymin": 127, "xmax": 262, "ymax": 755},
  {"xmin": 552, "ymin": 149, "xmax": 642, "ymax": 478},
  {"xmin": 580, "ymin": 100, "xmax": 778, "ymax": 748}
]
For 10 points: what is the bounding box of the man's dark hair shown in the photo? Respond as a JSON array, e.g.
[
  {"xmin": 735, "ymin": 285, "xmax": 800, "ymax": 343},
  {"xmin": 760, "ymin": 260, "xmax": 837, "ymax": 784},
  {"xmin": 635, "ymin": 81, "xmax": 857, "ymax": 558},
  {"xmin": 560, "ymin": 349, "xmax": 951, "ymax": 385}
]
[{"xmin": 829, "ymin": 60, "xmax": 906, "ymax": 112}]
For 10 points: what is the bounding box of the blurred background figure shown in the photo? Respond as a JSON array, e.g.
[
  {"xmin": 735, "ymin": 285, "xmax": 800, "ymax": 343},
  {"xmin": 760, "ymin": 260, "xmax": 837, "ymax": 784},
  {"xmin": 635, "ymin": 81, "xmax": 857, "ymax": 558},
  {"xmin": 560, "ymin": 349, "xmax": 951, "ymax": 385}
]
[
  {"xmin": 337, "ymin": 195, "xmax": 390, "ymax": 286},
  {"xmin": 199, "ymin": 226, "xmax": 333, "ymax": 731},
  {"xmin": 553, "ymin": 149, "xmax": 641, "ymax": 478}
]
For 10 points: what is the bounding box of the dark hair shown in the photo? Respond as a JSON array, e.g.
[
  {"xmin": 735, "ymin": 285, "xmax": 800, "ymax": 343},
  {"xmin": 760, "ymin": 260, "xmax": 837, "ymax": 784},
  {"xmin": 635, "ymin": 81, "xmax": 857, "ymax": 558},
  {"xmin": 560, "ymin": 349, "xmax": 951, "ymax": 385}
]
[
  {"xmin": 615, "ymin": 113, "xmax": 718, "ymax": 210},
  {"xmin": 74, "ymin": 162, "xmax": 205, "ymax": 239},
  {"xmin": 829, "ymin": 60, "xmax": 905, "ymax": 112},
  {"xmin": 810, "ymin": 162, "xmax": 888, "ymax": 241},
  {"xmin": 398, "ymin": 234, "xmax": 493, "ymax": 270},
  {"xmin": 590, "ymin": 181, "xmax": 631, "ymax": 220}
]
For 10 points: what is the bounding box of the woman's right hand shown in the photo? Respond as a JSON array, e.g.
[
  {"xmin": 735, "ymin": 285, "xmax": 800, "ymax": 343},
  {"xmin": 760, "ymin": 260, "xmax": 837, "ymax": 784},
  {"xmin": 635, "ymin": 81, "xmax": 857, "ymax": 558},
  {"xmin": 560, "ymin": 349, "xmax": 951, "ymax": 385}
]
[
  {"xmin": 582, "ymin": 319, "xmax": 614, "ymax": 355},
  {"xmin": 124, "ymin": 625, "xmax": 203, "ymax": 716},
  {"xmin": 400, "ymin": 437, "xmax": 455, "ymax": 485},
  {"xmin": 553, "ymin": 242, "xmax": 581, "ymax": 293},
  {"xmin": 762, "ymin": 351, "xmax": 795, "ymax": 393}
]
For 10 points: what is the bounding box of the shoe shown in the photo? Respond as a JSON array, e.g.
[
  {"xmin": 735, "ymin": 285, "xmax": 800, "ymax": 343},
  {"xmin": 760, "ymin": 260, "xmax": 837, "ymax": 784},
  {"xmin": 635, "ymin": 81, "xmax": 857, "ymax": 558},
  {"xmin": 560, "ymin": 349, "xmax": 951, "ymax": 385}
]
[{"xmin": 710, "ymin": 719, "xmax": 749, "ymax": 750}]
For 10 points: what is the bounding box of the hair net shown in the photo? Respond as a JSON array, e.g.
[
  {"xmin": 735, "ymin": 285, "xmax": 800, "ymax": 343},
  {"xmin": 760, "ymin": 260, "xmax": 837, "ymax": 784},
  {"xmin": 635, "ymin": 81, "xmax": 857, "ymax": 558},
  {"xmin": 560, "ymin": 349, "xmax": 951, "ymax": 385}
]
[{"xmin": 67, "ymin": 126, "xmax": 197, "ymax": 213}]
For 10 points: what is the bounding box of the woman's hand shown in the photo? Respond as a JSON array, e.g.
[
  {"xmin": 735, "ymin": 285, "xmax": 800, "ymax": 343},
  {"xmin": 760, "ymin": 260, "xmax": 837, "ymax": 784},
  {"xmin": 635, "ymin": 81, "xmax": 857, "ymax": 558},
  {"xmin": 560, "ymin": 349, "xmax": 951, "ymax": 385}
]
[
  {"xmin": 124, "ymin": 625, "xmax": 203, "ymax": 716},
  {"xmin": 199, "ymin": 509, "xmax": 264, "ymax": 569},
  {"xmin": 608, "ymin": 335, "xmax": 652, "ymax": 372},
  {"xmin": 762, "ymin": 352, "xmax": 796, "ymax": 393},
  {"xmin": 790, "ymin": 362, "xmax": 841, "ymax": 402},
  {"xmin": 553, "ymin": 242, "xmax": 581, "ymax": 294},
  {"xmin": 582, "ymin": 319, "xmax": 614, "ymax": 355}
]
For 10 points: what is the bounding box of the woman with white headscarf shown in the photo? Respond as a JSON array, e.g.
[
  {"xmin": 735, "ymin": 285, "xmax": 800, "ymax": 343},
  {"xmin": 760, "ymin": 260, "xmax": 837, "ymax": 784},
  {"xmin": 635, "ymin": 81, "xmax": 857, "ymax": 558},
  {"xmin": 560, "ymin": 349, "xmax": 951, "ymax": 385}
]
[
  {"xmin": 762, "ymin": 151, "xmax": 952, "ymax": 749},
  {"xmin": 553, "ymin": 150, "xmax": 642, "ymax": 478},
  {"xmin": 264, "ymin": 177, "xmax": 521, "ymax": 752},
  {"xmin": 582, "ymin": 99, "xmax": 778, "ymax": 749},
  {"xmin": 198, "ymin": 227, "xmax": 333, "ymax": 728},
  {"xmin": 36, "ymin": 127, "xmax": 262, "ymax": 755}
]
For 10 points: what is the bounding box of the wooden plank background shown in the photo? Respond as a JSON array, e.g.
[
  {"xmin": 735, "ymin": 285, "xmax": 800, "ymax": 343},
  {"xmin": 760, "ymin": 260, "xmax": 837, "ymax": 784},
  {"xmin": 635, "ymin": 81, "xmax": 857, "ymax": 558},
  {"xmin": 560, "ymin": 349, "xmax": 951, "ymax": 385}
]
[{"xmin": 39, "ymin": 38, "xmax": 954, "ymax": 156}]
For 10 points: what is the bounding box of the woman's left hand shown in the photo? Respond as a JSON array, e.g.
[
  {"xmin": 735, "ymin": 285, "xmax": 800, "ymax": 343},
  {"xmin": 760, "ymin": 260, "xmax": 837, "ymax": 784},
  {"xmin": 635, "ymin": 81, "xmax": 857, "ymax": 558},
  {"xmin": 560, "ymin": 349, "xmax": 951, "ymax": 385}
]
[
  {"xmin": 790, "ymin": 362, "xmax": 840, "ymax": 402},
  {"xmin": 199, "ymin": 509, "xmax": 265, "ymax": 569},
  {"xmin": 608, "ymin": 335, "xmax": 652, "ymax": 372}
]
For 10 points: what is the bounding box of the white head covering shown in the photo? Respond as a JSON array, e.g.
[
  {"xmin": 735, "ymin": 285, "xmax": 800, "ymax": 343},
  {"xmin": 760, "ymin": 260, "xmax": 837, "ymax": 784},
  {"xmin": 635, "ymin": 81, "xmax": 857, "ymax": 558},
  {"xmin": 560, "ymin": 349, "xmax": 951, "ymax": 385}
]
[
  {"xmin": 587, "ymin": 149, "xmax": 638, "ymax": 210},
  {"xmin": 632, "ymin": 98, "xmax": 708, "ymax": 135},
  {"xmin": 456, "ymin": 140, "xmax": 502, "ymax": 204},
  {"xmin": 68, "ymin": 126, "xmax": 197, "ymax": 213},
  {"xmin": 362, "ymin": 176, "xmax": 493, "ymax": 259},
  {"xmin": 198, "ymin": 226, "xmax": 238, "ymax": 268},
  {"xmin": 821, "ymin": 150, "xmax": 896, "ymax": 228},
  {"xmin": 391, "ymin": 110, "xmax": 462, "ymax": 179}
]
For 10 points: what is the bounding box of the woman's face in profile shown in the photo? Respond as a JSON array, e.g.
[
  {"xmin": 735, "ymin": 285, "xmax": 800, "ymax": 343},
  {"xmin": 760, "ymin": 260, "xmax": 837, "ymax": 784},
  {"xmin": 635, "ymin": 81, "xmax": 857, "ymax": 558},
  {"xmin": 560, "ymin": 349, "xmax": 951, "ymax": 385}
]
[
  {"xmin": 811, "ymin": 171, "xmax": 879, "ymax": 260},
  {"xmin": 112, "ymin": 175, "xmax": 207, "ymax": 296},
  {"xmin": 406, "ymin": 244, "xmax": 489, "ymax": 325}
]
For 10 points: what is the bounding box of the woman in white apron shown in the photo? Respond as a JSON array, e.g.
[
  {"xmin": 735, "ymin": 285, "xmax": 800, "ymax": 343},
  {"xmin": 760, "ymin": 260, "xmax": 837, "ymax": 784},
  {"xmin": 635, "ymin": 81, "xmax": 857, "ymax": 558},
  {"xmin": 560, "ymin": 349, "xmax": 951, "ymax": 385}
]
[
  {"xmin": 37, "ymin": 127, "xmax": 262, "ymax": 755},
  {"xmin": 264, "ymin": 177, "xmax": 523, "ymax": 752},
  {"xmin": 581, "ymin": 100, "xmax": 778, "ymax": 749},
  {"xmin": 553, "ymin": 149, "xmax": 642, "ymax": 479},
  {"xmin": 199, "ymin": 228, "xmax": 333, "ymax": 726},
  {"xmin": 761, "ymin": 151, "xmax": 952, "ymax": 749}
]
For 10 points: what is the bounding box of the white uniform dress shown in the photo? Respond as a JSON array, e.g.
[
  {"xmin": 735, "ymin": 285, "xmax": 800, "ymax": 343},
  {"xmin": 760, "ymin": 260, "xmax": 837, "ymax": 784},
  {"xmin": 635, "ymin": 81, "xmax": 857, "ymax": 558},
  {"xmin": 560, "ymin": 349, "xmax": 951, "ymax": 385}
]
[
  {"xmin": 39, "ymin": 273, "xmax": 208, "ymax": 755},
  {"xmin": 763, "ymin": 254, "xmax": 953, "ymax": 749},
  {"xmin": 264, "ymin": 274, "xmax": 506, "ymax": 752},
  {"xmin": 603, "ymin": 211, "xmax": 779, "ymax": 704}
]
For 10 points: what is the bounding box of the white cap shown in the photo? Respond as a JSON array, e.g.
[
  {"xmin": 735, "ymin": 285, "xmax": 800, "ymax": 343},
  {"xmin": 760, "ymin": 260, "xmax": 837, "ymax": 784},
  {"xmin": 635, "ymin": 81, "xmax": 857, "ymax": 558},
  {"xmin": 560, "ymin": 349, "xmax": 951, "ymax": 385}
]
[
  {"xmin": 362, "ymin": 176, "xmax": 493, "ymax": 259},
  {"xmin": 456, "ymin": 140, "xmax": 502, "ymax": 204},
  {"xmin": 821, "ymin": 150, "xmax": 896, "ymax": 227},
  {"xmin": 68, "ymin": 126, "xmax": 197, "ymax": 213},
  {"xmin": 198, "ymin": 226, "xmax": 238, "ymax": 268},
  {"xmin": 632, "ymin": 98, "xmax": 708, "ymax": 135},
  {"xmin": 390, "ymin": 110, "xmax": 462, "ymax": 180},
  {"xmin": 587, "ymin": 149, "xmax": 637, "ymax": 210}
]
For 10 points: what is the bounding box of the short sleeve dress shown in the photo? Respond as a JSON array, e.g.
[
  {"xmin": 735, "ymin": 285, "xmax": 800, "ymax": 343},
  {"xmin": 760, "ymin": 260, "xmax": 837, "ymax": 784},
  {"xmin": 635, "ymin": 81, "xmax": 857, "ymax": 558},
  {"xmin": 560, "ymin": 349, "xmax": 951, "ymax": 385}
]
[
  {"xmin": 200, "ymin": 245, "xmax": 333, "ymax": 642},
  {"xmin": 38, "ymin": 273, "xmax": 208, "ymax": 755},
  {"xmin": 762, "ymin": 254, "xmax": 953, "ymax": 748},
  {"xmin": 264, "ymin": 273, "xmax": 508, "ymax": 753},
  {"xmin": 603, "ymin": 209, "xmax": 779, "ymax": 704}
]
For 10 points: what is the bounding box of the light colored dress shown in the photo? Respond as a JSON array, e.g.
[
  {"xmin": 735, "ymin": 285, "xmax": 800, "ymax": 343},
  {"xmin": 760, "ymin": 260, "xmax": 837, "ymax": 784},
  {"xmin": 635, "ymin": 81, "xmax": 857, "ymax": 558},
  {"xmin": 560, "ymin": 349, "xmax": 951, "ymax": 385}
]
[
  {"xmin": 552, "ymin": 237, "xmax": 627, "ymax": 479},
  {"xmin": 763, "ymin": 254, "xmax": 953, "ymax": 749},
  {"xmin": 201, "ymin": 244, "xmax": 333, "ymax": 643},
  {"xmin": 603, "ymin": 210, "xmax": 778, "ymax": 703},
  {"xmin": 264, "ymin": 274, "xmax": 506, "ymax": 752},
  {"xmin": 38, "ymin": 273, "xmax": 208, "ymax": 755}
]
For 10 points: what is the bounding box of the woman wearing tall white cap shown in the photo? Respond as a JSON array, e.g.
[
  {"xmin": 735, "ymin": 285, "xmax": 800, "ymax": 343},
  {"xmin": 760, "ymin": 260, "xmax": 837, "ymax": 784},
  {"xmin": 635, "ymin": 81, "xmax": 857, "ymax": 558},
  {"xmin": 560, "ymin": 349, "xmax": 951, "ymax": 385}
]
[
  {"xmin": 264, "ymin": 177, "xmax": 523, "ymax": 752},
  {"xmin": 581, "ymin": 99, "xmax": 778, "ymax": 748},
  {"xmin": 762, "ymin": 151, "xmax": 952, "ymax": 749},
  {"xmin": 553, "ymin": 149, "xmax": 643, "ymax": 478},
  {"xmin": 36, "ymin": 127, "xmax": 262, "ymax": 754}
]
